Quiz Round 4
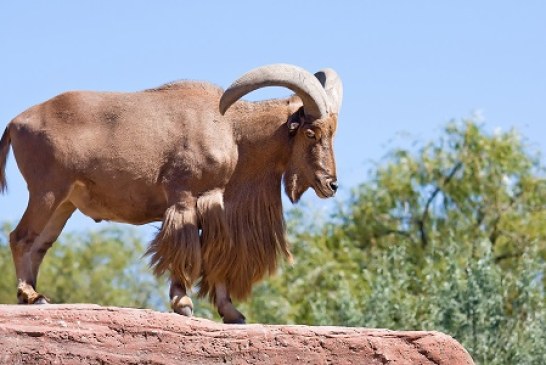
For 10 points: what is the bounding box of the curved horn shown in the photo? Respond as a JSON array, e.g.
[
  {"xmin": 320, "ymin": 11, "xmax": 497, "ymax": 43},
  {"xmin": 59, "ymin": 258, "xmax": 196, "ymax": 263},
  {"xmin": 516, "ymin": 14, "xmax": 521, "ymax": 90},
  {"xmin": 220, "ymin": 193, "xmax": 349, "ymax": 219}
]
[
  {"xmin": 220, "ymin": 64, "xmax": 330, "ymax": 119},
  {"xmin": 314, "ymin": 68, "xmax": 343, "ymax": 114}
]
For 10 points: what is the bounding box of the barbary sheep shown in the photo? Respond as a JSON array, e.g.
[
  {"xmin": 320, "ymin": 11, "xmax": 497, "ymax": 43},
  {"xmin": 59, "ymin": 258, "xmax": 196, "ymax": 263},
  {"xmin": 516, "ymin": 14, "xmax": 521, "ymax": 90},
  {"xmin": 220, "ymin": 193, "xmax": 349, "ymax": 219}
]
[{"xmin": 0, "ymin": 64, "xmax": 342, "ymax": 323}]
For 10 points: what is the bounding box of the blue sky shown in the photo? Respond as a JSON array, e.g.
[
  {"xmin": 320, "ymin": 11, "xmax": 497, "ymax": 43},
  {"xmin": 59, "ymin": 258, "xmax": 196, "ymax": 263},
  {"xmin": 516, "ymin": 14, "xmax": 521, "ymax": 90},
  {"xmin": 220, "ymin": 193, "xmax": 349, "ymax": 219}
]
[{"xmin": 1, "ymin": 1, "xmax": 545, "ymax": 236}]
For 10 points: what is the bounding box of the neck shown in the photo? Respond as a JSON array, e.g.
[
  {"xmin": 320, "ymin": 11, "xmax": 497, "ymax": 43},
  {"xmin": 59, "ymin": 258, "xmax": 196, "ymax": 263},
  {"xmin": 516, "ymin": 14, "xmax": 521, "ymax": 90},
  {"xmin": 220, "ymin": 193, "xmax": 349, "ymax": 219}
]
[{"xmin": 230, "ymin": 96, "xmax": 302, "ymax": 178}]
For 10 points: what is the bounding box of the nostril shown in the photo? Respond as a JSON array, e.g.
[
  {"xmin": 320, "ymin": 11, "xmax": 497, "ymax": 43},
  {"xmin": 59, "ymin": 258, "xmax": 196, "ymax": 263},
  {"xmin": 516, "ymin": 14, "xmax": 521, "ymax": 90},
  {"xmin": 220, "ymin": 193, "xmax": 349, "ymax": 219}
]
[{"xmin": 329, "ymin": 180, "xmax": 338, "ymax": 192}]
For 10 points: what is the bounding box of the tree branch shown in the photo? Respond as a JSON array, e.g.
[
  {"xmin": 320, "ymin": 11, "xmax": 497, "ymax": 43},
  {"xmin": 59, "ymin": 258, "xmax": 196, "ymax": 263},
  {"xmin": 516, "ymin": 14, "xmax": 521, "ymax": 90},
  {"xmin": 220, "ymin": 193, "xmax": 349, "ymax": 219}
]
[
  {"xmin": 418, "ymin": 161, "xmax": 463, "ymax": 247},
  {"xmin": 494, "ymin": 251, "xmax": 523, "ymax": 263}
]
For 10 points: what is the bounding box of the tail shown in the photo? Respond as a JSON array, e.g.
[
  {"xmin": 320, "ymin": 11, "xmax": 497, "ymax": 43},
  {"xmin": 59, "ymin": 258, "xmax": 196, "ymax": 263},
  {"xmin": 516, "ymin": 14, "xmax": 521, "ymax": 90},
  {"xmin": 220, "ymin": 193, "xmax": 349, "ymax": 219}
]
[{"xmin": 0, "ymin": 126, "xmax": 11, "ymax": 194}]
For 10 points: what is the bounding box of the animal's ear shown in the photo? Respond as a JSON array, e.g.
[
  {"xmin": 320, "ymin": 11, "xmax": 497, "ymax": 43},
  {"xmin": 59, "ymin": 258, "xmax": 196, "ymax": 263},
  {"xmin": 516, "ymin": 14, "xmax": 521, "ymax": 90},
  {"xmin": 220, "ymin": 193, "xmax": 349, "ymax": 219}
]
[
  {"xmin": 287, "ymin": 108, "xmax": 305, "ymax": 135},
  {"xmin": 288, "ymin": 121, "xmax": 300, "ymax": 134}
]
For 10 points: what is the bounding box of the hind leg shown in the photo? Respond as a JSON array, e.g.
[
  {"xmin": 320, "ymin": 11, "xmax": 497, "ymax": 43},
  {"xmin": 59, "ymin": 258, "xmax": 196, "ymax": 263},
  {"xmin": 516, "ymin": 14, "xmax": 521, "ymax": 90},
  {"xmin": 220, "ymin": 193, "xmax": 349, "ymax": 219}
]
[{"xmin": 10, "ymin": 192, "xmax": 74, "ymax": 304}]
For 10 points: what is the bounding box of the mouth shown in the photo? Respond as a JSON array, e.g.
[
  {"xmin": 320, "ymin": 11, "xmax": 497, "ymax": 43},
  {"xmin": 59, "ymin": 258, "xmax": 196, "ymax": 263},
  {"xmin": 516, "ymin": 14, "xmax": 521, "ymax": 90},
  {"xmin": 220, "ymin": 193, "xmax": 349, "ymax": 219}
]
[{"xmin": 314, "ymin": 177, "xmax": 337, "ymax": 199}]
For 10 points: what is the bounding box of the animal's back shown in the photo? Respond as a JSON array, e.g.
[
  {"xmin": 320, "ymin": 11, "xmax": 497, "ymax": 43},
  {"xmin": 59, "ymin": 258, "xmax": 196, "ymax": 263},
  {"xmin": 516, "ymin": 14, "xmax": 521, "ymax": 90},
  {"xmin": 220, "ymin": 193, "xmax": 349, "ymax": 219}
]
[{"xmin": 10, "ymin": 82, "xmax": 226, "ymax": 177}]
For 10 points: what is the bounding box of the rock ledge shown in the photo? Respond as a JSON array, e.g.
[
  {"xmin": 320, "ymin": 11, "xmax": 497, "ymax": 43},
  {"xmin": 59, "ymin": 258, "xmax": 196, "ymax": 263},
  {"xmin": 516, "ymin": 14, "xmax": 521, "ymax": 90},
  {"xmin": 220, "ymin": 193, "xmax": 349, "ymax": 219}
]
[{"xmin": 0, "ymin": 304, "xmax": 474, "ymax": 364}]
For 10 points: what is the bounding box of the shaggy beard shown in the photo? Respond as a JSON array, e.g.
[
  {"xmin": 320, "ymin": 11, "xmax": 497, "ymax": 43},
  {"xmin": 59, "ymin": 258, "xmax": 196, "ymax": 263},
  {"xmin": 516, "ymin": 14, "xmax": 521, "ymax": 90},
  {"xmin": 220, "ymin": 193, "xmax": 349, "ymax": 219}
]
[{"xmin": 283, "ymin": 168, "xmax": 310, "ymax": 203}]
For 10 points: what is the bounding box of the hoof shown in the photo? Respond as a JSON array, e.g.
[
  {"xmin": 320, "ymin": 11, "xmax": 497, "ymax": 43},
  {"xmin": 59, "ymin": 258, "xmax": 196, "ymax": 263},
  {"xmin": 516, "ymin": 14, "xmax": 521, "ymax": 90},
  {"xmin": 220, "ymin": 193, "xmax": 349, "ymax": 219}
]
[
  {"xmin": 219, "ymin": 305, "xmax": 246, "ymax": 324},
  {"xmin": 171, "ymin": 295, "xmax": 193, "ymax": 317},
  {"xmin": 223, "ymin": 316, "xmax": 246, "ymax": 324},
  {"xmin": 173, "ymin": 305, "xmax": 193, "ymax": 317},
  {"xmin": 34, "ymin": 296, "xmax": 50, "ymax": 305},
  {"xmin": 17, "ymin": 285, "xmax": 50, "ymax": 305}
]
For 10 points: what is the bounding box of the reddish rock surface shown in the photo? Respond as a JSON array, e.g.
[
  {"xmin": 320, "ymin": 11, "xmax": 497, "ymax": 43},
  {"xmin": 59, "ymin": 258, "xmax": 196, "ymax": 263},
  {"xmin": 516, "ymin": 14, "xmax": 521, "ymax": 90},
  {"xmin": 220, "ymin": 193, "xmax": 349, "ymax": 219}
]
[{"xmin": 0, "ymin": 304, "xmax": 474, "ymax": 364}]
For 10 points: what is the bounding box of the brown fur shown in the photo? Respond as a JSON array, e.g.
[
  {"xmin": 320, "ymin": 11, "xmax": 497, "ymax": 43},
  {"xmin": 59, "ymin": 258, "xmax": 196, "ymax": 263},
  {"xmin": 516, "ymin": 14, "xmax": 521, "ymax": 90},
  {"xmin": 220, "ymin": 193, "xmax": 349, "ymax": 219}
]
[
  {"xmin": 0, "ymin": 65, "xmax": 342, "ymax": 320},
  {"xmin": 199, "ymin": 176, "xmax": 290, "ymax": 301},
  {"xmin": 147, "ymin": 203, "xmax": 201, "ymax": 289}
]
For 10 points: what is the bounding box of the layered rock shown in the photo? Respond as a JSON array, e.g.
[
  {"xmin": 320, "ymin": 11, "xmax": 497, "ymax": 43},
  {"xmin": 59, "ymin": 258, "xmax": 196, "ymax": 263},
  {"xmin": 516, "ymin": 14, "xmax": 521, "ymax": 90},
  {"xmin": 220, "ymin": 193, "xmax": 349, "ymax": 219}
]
[{"xmin": 0, "ymin": 304, "xmax": 474, "ymax": 364}]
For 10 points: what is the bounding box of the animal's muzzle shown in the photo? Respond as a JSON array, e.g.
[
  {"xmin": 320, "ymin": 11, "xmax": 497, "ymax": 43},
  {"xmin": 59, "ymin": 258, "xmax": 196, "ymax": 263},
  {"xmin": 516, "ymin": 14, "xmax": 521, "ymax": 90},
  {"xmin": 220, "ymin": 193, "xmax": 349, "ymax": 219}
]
[{"xmin": 315, "ymin": 176, "xmax": 338, "ymax": 198}]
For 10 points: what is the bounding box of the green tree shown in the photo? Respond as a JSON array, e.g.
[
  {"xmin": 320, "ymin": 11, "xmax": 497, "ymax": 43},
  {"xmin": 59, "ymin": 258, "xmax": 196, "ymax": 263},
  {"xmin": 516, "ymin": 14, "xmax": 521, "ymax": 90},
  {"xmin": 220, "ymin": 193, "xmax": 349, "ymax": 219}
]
[
  {"xmin": 0, "ymin": 224, "xmax": 167, "ymax": 309},
  {"xmin": 243, "ymin": 120, "xmax": 546, "ymax": 364}
]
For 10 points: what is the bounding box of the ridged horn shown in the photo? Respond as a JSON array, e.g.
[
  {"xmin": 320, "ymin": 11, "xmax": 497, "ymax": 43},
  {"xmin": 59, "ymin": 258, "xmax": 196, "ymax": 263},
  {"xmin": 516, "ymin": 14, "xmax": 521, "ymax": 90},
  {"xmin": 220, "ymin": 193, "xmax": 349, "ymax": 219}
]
[
  {"xmin": 219, "ymin": 64, "xmax": 330, "ymax": 119},
  {"xmin": 314, "ymin": 68, "xmax": 343, "ymax": 114}
]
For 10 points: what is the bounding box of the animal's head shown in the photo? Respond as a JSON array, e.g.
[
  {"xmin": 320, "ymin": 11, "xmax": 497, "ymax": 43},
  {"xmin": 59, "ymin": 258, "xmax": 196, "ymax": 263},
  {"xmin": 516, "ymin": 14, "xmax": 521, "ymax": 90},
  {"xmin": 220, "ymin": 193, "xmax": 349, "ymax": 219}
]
[{"xmin": 219, "ymin": 64, "xmax": 343, "ymax": 203}]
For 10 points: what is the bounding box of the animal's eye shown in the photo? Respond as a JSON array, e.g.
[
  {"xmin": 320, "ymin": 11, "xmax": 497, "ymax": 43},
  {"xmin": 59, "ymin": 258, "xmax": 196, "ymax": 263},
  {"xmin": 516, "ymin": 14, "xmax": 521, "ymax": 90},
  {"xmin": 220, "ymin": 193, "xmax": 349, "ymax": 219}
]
[{"xmin": 305, "ymin": 129, "xmax": 316, "ymax": 139}]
